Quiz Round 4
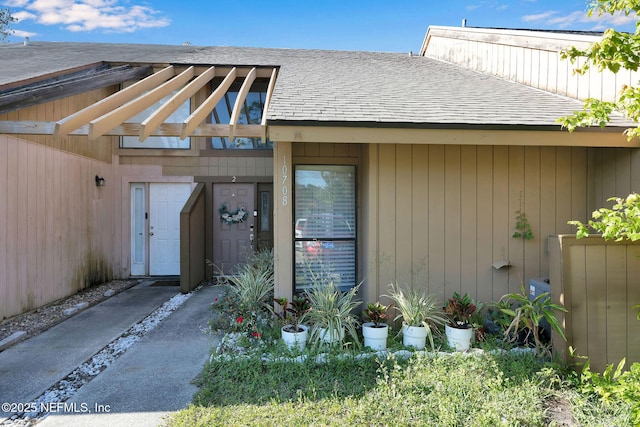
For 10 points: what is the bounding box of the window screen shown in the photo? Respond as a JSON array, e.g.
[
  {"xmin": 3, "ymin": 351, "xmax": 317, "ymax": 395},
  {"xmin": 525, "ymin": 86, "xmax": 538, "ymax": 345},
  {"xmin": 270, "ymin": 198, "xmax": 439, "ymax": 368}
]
[{"xmin": 294, "ymin": 165, "xmax": 356, "ymax": 292}]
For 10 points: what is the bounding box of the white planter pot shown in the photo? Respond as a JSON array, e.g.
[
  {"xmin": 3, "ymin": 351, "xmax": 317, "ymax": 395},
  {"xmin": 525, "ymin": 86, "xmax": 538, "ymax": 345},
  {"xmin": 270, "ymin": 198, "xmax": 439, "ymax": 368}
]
[
  {"xmin": 281, "ymin": 324, "xmax": 308, "ymax": 351},
  {"xmin": 445, "ymin": 324, "xmax": 474, "ymax": 351},
  {"xmin": 318, "ymin": 327, "xmax": 345, "ymax": 344},
  {"xmin": 402, "ymin": 325, "xmax": 428, "ymax": 350},
  {"xmin": 362, "ymin": 322, "xmax": 389, "ymax": 350}
]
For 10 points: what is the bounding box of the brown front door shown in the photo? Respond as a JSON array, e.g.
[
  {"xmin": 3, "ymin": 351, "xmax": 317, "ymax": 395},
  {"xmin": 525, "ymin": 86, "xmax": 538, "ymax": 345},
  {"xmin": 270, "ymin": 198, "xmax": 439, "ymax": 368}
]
[{"xmin": 213, "ymin": 183, "xmax": 255, "ymax": 274}]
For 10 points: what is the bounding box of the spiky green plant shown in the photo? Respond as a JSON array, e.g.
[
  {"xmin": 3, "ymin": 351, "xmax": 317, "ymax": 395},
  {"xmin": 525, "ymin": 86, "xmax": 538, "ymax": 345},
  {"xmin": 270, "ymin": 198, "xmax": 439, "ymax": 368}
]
[
  {"xmin": 305, "ymin": 282, "xmax": 361, "ymax": 347},
  {"xmin": 231, "ymin": 268, "xmax": 274, "ymax": 313},
  {"xmin": 385, "ymin": 283, "xmax": 447, "ymax": 351},
  {"xmin": 500, "ymin": 286, "xmax": 567, "ymax": 358}
]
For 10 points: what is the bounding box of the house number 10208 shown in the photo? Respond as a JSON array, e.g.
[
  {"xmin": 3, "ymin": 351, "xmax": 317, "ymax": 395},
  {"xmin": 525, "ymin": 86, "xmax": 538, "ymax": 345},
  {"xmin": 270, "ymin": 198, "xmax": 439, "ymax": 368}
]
[{"xmin": 281, "ymin": 154, "xmax": 288, "ymax": 206}]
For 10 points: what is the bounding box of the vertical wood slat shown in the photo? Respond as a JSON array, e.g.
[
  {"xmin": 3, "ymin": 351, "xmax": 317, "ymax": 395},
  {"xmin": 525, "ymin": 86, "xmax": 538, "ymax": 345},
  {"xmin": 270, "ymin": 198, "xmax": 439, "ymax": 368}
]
[
  {"xmin": 524, "ymin": 146, "xmax": 541, "ymax": 280},
  {"xmin": 428, "ymin": 145, "xmax": 445, "ymax": 298},
  {"xmin": 6, "ymin": 137, "xmax": 18, "ymax": 317},
  {"xmin": 411, "ymin": 145, "xmax": 429, "ymax": 296},
  {"xmin": 460, "ymin": 145, "xmax": 477, "ymax": 298},
  {"xmin": 540, "ymin": 147, "xmax": 557, "ymax": 278},
  {"xmin": 492, "ymin": 146, "xmax": 509, "ymax": 301},
  {"xmin": 444, "ymin": 145, "xmax": 461, "ymax": 298},
  {"xmin": 585, "ymin": 245, "xmax": 608, "ymax": 370},
  {"xmin": 395, "ymin": 145, "xmax": 412, "ymax": 287},
  {"xmin": 555, "ymin": 147, "xmax": 573, "ymax": 235},
  {"xmin": 26, "ymin": 143, "xmax": 38, "ymax": 305},
  {"xmin": 508, "ymin": 146, "xmax": 524, "ymax": 294},
  {"xmin": 377, "ymin": 145, "xmax": 396, "ymax": 288},
  {"xmin": 606, "ymin": 245, "xmax": 628, "ymax": 365},
  {"xmin": 17, "ymin": 138, "xmax": 28, "ymax": 310},
  {"xmin": 363, "ymin": 144, "xmax": 379, "ymax": 304},
  {"xmin": 627, "ymin": 245, "xmax": 640, "ymax": 361},
  {"xmin": 475, "ymin": 146, "xmax": 493, "ymax": 303},
  {"xmin": 0, "ymin": 136, "xmax": 7, "ymax": 318}
]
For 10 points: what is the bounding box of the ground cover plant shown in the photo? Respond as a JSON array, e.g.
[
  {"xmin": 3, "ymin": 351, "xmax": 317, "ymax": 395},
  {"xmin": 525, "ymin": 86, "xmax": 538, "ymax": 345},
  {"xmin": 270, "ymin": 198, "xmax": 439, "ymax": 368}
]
[{"xmin": 173, "ymin": 250, "xmax": 636, "ymax": 426}]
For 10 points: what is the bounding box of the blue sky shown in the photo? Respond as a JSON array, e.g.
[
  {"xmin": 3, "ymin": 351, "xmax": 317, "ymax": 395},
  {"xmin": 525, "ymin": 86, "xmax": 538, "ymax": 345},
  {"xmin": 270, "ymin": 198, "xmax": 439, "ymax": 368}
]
[{"xmin": 1, "ymin": 0, "xmax": 637, "ymax": 52}]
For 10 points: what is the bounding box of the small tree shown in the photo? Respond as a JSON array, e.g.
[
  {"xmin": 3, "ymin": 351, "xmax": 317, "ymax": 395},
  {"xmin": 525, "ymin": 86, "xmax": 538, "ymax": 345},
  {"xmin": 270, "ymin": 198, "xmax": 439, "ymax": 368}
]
[
  {"xmin": 0, "ymin": 8, "xmax": 16, "ymax": 42},
  {"xmin": 558, "ymin": 1, "xmax": 640, "ymax": 140},
  {"xmin": 568, "ymin": 193, "xmax": 640, "ymax": 241}
]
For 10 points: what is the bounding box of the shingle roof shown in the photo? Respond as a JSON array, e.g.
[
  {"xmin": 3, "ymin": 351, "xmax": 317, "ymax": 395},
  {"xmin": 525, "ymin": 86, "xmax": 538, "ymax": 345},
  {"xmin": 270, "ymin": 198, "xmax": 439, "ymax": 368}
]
[{"xmin": 0, "ymin": 41, "xmax": 630, "ymax": 129}]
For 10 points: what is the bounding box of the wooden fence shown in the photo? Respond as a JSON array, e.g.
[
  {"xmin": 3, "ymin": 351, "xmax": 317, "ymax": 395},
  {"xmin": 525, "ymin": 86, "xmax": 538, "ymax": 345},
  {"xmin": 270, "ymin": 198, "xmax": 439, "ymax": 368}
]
[{"xmin": 549, "ymin": 235, "xmax": 640, "ymax": 372}]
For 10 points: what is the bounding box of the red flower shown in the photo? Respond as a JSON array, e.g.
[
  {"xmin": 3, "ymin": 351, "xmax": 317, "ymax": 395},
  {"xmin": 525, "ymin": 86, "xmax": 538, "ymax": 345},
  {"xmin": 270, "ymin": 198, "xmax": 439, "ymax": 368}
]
[
  {"xmin": 236, "ymin": 316, "xmax": 243, "ymax": 323},
  {"xmin": 252, "ymin": 332, "xmax": 262, "ymax": 338},
  {"xmin": 214, "ymin": 297, "xmax": 219, "ymax": 302}
]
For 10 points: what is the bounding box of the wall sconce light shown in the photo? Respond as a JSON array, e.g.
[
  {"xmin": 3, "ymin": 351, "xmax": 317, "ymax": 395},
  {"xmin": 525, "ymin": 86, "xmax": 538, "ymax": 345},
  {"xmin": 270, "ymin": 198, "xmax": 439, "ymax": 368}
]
[{"xmin": 95, "ymin": 175, "xmax": 106, "ymax": 187}]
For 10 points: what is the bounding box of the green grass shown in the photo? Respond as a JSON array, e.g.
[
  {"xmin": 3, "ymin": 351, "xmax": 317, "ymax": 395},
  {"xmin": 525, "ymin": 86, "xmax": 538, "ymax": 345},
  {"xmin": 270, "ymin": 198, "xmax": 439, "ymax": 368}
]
[{"xmin": 167, "ymin": 349, "xmax": 634, "ymax": 427}]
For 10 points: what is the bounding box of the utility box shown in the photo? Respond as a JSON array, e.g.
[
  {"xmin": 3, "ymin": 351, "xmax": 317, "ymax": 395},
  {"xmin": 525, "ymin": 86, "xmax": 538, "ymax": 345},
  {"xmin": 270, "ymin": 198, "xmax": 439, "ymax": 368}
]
[
  {"xmin": 529, "ymin": 277, "xmax": 551, "ymax": 340},
  {"xmin": 529, "ymin": 277, "xmax": 550, "ymax": 301}
]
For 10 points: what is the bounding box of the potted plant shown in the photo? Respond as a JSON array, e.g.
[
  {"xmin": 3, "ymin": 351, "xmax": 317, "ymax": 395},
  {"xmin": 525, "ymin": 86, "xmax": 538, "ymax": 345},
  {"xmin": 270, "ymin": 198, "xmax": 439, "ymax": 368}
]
[
  {"xmin": 362, "ymin": 302, "xmax": 393, "ymax": 350},
  {"xmin": 306, "ymin": 282, "xmax": 361, "ymax": 346},
  {"xmin": 274, "ymin": 295, "xmax": 311, "ymax": 351},
  {"xmin": 386, "ymin": 283, "xmax": 447, "ymax": 351},
  {"xmin": 443, "ymin": 292, "xmax": 476, "ymax": 351}
]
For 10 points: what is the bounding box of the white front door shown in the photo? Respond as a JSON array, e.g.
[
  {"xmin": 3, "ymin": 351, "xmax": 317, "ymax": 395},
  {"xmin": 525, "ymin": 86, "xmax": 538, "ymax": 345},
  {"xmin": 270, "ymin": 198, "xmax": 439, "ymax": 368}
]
[{"xmin": 149, "ymin": 183, "xmax": 191, "ymax": 276}]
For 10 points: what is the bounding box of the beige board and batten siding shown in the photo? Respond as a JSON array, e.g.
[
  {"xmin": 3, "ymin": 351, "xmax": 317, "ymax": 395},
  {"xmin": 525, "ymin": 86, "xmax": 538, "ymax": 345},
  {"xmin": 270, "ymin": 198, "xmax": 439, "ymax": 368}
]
[
  {"xmin": 363, "ymin": 143, "xmax": 589, "ymax": 306},
  {"xmin": 422, "ymin": 26, "xmax": 640, "ymax": 103},
  {"xmin": 549, "ymin": 235, "xmax": 640, "ymax": 372},
  {"xmin": 0, "ymin": 134, "xmax": 115, "ymax": 320},
  {"xmin": 0, "ymin": 87, "xmax": 115, "ymax": 162}
]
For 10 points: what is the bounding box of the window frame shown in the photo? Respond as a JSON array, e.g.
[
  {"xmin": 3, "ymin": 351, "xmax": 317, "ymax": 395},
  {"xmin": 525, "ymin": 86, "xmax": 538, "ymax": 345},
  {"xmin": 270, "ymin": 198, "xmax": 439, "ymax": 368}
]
[{"xmin": 293, "ymin": 164, "xmax": 357, "ymax": 293}]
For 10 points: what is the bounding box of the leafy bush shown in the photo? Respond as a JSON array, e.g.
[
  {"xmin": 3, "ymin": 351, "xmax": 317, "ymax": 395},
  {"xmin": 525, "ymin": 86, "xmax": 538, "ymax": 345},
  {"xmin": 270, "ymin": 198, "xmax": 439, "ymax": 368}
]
[
  {"xmin": 569, "ymin": 193, "xmax": 640, "ymax": 242},
  {"xmin": 576, "ymin": 357, "xmax": 640, "ymax": 426}
]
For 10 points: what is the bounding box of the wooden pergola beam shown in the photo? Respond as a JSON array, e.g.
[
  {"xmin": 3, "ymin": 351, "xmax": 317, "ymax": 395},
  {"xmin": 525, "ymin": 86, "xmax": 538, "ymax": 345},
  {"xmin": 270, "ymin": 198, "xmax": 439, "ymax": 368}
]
[
  {"xmin": 0, "ymin": 120, "xmax": 262, "ymax": 138},
  {"xmin": 181, "ymin": 67, "xmax": 237, "ymax": 140},
  {"xmin": 229, "ymin": 67, "xmax": 256, "ymax": 141},
  {"xmin": 54, "ymin": 65, "xmax": 175, "ymax": 138},
  {"xmin": 0, "ymin": 65, "xmax": 152, "ymax": 115},
  {"xmin": 261, "ymin": 68, "xmax": 278, "ymax": 143},
  {"xmin": 89, "ymin": 66, "xmax": 195, "ymax": 140},
  {"xmin": 139, "ymin": 66, "xmax": 216, "ymax": 142}
]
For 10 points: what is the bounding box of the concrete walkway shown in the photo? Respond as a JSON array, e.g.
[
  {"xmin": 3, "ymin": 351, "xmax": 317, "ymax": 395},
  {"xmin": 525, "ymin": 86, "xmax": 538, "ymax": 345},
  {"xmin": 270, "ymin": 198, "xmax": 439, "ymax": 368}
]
[{"xmin": 0, "ymin": 281, "xmax": 221, "ymax": 427}]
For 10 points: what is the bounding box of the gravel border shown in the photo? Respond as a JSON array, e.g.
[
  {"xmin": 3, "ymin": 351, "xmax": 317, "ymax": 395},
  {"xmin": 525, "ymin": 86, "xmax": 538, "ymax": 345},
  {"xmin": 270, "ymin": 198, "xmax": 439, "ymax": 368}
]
[{"xmin": 0, "ymin": 280, "xmax": 140, "ymax": 348}]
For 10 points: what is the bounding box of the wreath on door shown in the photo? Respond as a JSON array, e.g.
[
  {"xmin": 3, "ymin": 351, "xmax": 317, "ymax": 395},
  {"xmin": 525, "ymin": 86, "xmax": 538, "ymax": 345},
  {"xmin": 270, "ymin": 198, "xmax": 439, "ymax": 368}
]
[{"xmin": 219, "ymin": 204, "xmax": 248, "ymax": 224}]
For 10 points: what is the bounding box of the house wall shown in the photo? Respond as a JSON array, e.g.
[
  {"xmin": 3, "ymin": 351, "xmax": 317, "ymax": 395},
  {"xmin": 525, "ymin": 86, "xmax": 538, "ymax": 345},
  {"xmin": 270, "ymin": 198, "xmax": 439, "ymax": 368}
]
[
  {"xmin": 362, "ymin": 143, "xmax": 590, "ymax": 306},
  {"xmin": 0, "ymin": 134, "xmax": 115, "ymax": 320},
  {"xmin": 0, "ymin": 88, "xmax": 114, "ymax": 162},
  {"xmin": 422, "ymin": 27, "xmax": 639, "ymax": 102},
  {"xmin": 588, "ymin": 147, "xmax": 640, "ymax": 210}
]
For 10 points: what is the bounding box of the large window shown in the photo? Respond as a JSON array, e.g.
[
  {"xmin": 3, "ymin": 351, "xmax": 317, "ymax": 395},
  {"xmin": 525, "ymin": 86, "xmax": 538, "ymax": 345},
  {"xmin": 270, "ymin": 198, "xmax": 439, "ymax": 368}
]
[
  {"xmin": 210, "ymin": 80, "xmax": 272, "ymax": 150},
  {"xmin": 121, "ymin": 92, "xmax": 190, "ymax": 149},
  {"xmin": 294, "ymin": 165, "xmax": 356, "ymax": 292}
]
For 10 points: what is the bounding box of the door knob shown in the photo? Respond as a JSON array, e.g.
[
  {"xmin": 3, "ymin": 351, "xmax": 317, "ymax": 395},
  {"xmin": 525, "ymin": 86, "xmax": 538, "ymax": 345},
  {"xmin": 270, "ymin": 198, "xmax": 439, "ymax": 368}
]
[{"xmin": 149, "ymin": 232, "xmax": 154, "ymax": 236}]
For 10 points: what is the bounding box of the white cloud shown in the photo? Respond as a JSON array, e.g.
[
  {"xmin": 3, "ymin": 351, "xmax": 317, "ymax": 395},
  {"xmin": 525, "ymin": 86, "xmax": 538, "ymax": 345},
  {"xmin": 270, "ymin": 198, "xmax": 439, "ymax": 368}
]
[
  {"xmin": 12, "ymin": 28, "xmax": 36, "ymax": 37},
  {"xmin": 521, "ymin": 8, "xmax": 637, "ymax": 29},
  {"xmin": 522, "ymin": 11, "xmax": 558, "ymax": 22},
  {"xmin": 2, "ymin": 0, "xmax": 30, "ymax": 7},
  {"xmin": 0, "ymin": 0, "xmax": 170, "ymax": 33}
]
